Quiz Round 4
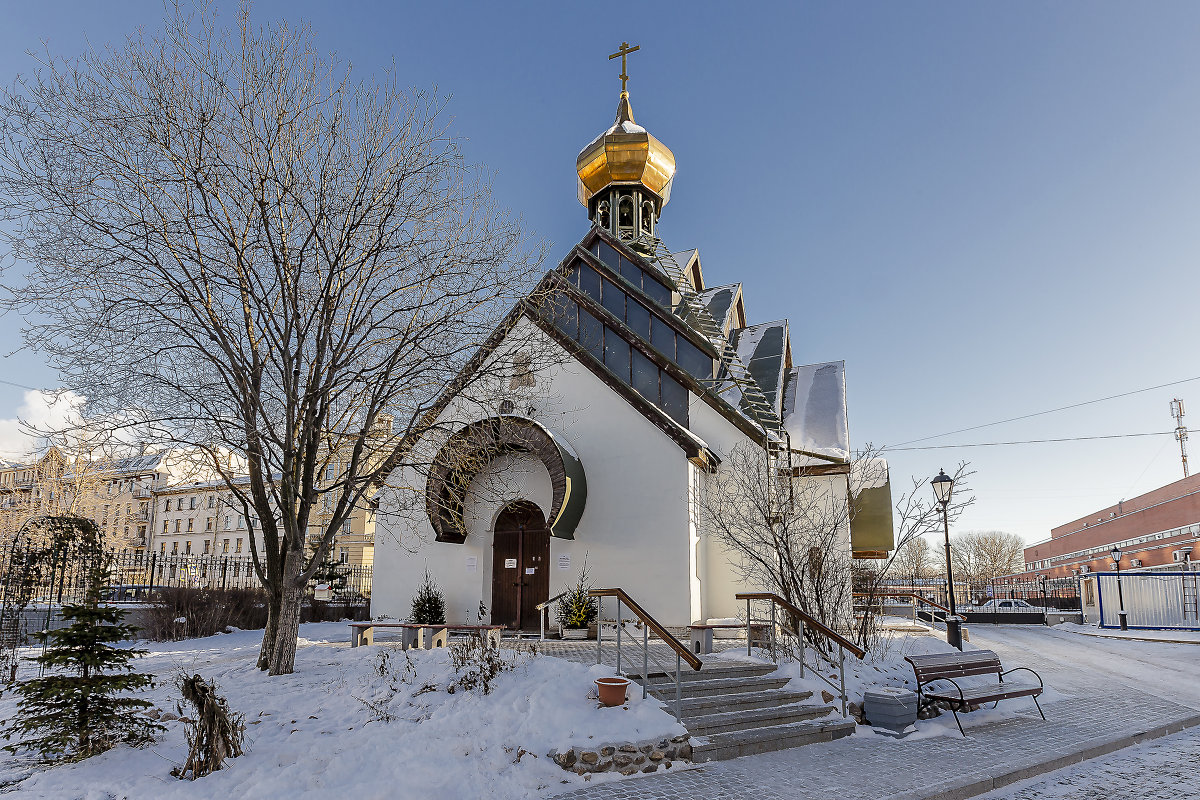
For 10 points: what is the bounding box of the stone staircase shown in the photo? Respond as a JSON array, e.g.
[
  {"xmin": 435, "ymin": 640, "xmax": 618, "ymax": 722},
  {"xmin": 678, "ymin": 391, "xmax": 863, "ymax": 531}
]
[{"xmin": 636, "ymin": 662, "xmax": 856, "ymax": 762}]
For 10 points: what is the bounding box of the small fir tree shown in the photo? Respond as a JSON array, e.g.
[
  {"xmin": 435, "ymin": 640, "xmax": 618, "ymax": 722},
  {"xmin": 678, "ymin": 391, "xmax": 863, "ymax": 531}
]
[
  {"xmin": 410, "ymin": 568, "xmax": 446, "ymax": 625},
  {"xmin": 2, "ymin": 554, "xmax": 164, "ymax": 762},
  {"xmin": 555, "ymin": 563, "xmax": 597, "ymax": 630}
]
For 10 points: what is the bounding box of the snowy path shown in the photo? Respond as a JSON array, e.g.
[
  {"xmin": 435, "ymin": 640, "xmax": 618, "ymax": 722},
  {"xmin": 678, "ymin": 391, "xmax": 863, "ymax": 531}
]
[
  {"xmin": 976, "ymin": 726, "xmax": 1200, "ymax": 799},
  {"xmin": 563, "ymin": 625, "xmax": 1200, "ymax": 800}
]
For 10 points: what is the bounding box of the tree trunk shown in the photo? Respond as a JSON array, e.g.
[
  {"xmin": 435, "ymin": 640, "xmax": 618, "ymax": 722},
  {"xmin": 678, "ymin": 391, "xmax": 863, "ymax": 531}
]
[
  {"xmin": 268, "ymin": 546, "xmax": 305, "ymax": 675},
  {"xmin": 257, "ymin": 585, "xmax": 281, "ymax": 671}
]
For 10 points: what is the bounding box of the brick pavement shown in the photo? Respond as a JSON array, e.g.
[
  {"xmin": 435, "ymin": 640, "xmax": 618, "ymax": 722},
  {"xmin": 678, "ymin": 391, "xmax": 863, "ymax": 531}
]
[
  {"xmin": 979, "ymin": 725, "xmax": 1200, "ymax": 799},
  {"xmin": 556, "ymin": 627, "xmax": 1200, "ymax": 800}
]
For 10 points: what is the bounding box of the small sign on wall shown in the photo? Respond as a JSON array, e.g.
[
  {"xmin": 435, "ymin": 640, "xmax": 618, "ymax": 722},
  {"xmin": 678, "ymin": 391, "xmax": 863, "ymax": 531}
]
[
  {"xmin": 465, "ymin": 556, "xmax": 477, "ymax": 573},
  {"xmin": 505, "ymin": 558, "xmax": 517, "ymax": 569},
  {"xmin": 557, "ymin": 553, "xmax": 571, "ymax": 571},
  {"xmin": 525, "ymin": 567, "xmax": 536, "ymax": 575}
]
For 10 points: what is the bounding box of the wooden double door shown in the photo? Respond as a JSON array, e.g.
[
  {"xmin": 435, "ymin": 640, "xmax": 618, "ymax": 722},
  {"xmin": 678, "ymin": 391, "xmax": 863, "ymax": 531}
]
[{"xmin": 490, "ymin": 501, "xmax": 550, "ymax": 630}]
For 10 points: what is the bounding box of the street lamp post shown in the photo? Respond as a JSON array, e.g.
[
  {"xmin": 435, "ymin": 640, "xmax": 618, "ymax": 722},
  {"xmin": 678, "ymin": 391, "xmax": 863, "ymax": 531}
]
[
  {"xmin": 1110, "ymin": 546, "xmax": 1128, "ymax": 630},
  {"xmin": 931, "ymin": 469, "xmax": 963, "ymax": 650},
  {"xmin": 1040, "ymin": 574, "xmax": 1049, "ymax": 625}
]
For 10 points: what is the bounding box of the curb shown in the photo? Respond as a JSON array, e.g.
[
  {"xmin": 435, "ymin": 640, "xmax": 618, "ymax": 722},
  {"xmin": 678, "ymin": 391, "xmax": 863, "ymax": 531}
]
[
  {"xmin": 908, "ymin": 712, "xmax": 1200, "ymax": 800},
  {"xmin": 1071, "ymin": 631, "xmax": 1200, "ymax": 645}
]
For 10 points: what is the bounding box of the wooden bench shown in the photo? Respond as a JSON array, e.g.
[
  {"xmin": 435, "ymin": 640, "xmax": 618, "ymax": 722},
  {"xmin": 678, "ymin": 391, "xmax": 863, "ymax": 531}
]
[
  {"xmin": 349, "ymin": 622, "xmax": 505, "ymax": 650},
  {"xmin": 905, "ymin": 649, "xmax": 1045, "ymax": 734},
  {"xmin": 688, "ymin": 623, "xmax": 769, "ymax": 655}
]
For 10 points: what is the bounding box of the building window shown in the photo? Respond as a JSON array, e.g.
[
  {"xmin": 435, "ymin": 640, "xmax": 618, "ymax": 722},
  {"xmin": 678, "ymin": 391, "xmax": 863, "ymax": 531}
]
[
  {"xmin": 203, "ymin": 540, "xmax": 209, "ymax": 554},
  {"xmin": 225, "ymin": 516, "xmax": 231, "ymax": 530},
  {"xmin": 185, "ymin": 541, "xmax": 191, "ymax": 555},
  {"xmin": 236, "ymin": 537, "xmax": 243, "ymax": 553},
  {"xmin": 339, "ymin": 548, "xmax": 348, "ymax": 565},
  {"xmin": 176, "ymin": 498, "xmax": 184, "ymax": 511},
  {"xmin": 160, "ymin": 542, "xmax": 166, "ymax": 554},
  {"xmin": 223, "ymin": 539, "xmax": 229, "ymax": 554},
  {"xmin": 342, "ymin": 519, "xmax": 353, "ymax": 534},
  {"xmin": 172, "ymin": 542, "xmax": 178, "ymax": 554},
  {"xmin": 208, "ymin": 495, "xmax": 215, "ymax": 509},
  {"xmin": 187, "ymin": 518, "xmax": 193, "ymax": 532},
  {"xmin": 237, "ymin": 515, "xmax": 245, "ymax": 529},
  {"xmin": 206, "ymin": 517, "xmax": 213, "ymax": 531},
  {"xmin": 190, "ymin": 497, "xmax": 197, "ymax": 510},
  {"xmin": 174, "ymin": 520, "xmax": 181, "ymax": 533},
  {"xmin": 163, "ymin": 520, "xmax": 169, "ymax": 534}
]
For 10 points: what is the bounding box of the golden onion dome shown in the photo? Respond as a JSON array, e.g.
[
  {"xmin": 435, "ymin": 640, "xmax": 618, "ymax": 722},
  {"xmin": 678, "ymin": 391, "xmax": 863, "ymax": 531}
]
[{"xmin": 576, "ymin": 92, "xmax": 676, "ymax": 209}]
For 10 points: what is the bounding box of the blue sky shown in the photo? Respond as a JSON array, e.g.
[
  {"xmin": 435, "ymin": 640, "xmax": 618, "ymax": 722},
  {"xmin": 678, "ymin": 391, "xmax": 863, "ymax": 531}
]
[{"xmin": 2, "ymin": 2, "xmax": 1199, "ymax": 544}]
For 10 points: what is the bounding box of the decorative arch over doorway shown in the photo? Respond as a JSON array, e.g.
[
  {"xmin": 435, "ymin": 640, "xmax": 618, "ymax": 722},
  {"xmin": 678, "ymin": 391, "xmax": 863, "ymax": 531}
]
[
  {"xmin": 425, "ymin": 415, "xmax": 587, "ymax": 544},
  {"xmin": 490, "ymin": 500, "xmax": 550, "ymax": 630}
]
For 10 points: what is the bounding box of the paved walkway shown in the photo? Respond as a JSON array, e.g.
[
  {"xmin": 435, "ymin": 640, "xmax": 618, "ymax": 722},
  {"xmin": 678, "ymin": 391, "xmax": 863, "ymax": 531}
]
[
  {"xmin": 977, "ymin": 725, "xmax": 1200, "ymax": 799},
  {"xmin": 558, "ymin": 625, "xmax": 1200, "ymax": 800}
]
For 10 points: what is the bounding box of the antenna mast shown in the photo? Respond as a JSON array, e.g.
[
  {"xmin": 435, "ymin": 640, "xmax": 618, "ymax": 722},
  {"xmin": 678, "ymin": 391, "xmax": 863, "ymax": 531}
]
[{"xmin": 1171, "ymin": 398, "xmax": 1189, "ymax": 478}]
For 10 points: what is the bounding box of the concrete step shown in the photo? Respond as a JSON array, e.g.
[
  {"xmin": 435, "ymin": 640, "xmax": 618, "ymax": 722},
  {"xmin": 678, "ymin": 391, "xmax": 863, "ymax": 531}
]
[
  {"xmin": 692, "ymin": 716, "xmax": 856, "ymax": 762},
  {"xmin": 632, "ymin": 663, "xmax": 778, "ymax": 683},
  {"xmin": 653, "ymin": 675, "xmax": 791, "ymax": 699},
  {"xmin": 684, "ymin": 702, "xmax": 834, "ymax": 736},
  {"xmin": 677, "ymin": 689, "xmax": 813, "ymax": 717}
]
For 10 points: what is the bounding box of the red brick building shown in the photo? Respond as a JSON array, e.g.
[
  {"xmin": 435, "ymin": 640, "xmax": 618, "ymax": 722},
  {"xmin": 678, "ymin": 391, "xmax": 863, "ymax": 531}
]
[{"xmin": 1020, "ymin": 473, "xmax": 1200, "ymax": 579}]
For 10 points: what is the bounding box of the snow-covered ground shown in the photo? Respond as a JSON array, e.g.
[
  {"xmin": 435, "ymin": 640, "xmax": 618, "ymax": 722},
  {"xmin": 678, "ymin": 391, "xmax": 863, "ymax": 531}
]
[
  {"xmin": 1054, "ymin": 621, "xmax": 1200, "ymax": 644},
  {"xmin": 0, "ymin": 623, "xmax": 685, "ymax": 799}
]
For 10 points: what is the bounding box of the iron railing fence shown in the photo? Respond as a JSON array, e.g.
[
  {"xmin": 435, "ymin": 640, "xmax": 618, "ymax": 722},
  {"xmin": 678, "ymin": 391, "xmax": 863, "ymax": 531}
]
[
  {"xmin": 0, "ymin": 547, "xmax": 372, "ymax": 608},
  {"xmin": 858, "ymin": 575, "xmax": 1081, "ymax": 613}
]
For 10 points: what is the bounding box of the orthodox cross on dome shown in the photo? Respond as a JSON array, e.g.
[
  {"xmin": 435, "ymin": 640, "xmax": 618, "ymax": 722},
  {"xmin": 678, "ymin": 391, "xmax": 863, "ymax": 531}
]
[{"xmin": 608, "ymin": 41, "xmax": 640, "ymax": 96}]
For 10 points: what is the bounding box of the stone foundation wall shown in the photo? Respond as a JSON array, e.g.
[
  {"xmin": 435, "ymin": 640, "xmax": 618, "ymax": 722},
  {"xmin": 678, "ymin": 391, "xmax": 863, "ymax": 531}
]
[{"xmin": 550, "ymin": 734, "xmax": 693, "ymax": 777}]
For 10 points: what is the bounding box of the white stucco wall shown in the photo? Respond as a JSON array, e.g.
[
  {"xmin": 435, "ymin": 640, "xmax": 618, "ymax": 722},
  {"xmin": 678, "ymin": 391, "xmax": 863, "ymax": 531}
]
[{"xmin": 374, "ymin": 317, "xmax": 698, "ymax": 627}]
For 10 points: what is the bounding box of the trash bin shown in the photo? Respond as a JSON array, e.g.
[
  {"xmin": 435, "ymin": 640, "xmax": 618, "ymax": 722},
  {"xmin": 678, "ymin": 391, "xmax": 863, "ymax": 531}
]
[
  {"xmin": 946, "ymin": 615, "xmax": 965, "ymax": 650},
  {"xmin": 863, "ymin": 687, "xmax": 919, "ymax": 733}
]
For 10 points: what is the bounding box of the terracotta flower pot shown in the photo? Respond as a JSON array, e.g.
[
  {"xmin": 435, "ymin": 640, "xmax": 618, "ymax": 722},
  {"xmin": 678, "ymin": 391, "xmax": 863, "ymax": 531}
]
[{"xmin": 595, "ymin": 676, "xmax": 631, "ymax": 707}]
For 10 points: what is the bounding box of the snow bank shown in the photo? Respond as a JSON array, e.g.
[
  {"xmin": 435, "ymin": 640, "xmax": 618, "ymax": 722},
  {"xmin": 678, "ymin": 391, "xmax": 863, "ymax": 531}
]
[{"xmin": 0, "ymin": 624, "xmax": 683, "ymax": 799}]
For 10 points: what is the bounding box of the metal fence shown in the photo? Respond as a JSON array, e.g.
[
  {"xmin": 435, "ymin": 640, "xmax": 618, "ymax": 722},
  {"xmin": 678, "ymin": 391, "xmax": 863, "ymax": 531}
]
[
  {"xmin": 1097, "ymin": 571, "xmax": 1200, "ymax": 630},
  {"xmin": 868, "ymin": 575, "xmax": 1081, "ymax": 612}
]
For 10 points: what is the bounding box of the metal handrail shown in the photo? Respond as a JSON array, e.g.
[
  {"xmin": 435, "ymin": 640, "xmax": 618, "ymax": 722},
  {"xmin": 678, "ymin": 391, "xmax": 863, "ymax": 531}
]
[
  {"xmin": 736, "ymin": 591, "xmax": 864, "ymax": 718},
  {"xmin": 536, "ymin": 590, "xmax": 570, "ymax": 641},
  {"xmin": 736, "ymin": 592, "xmax": 865, "ymax": 659},
  {"xmin": 589, "ymin": 588, "xmax": 702, "ymax": 721},
  {"xmin": 854, "ymin": 591, "xmax": 952, "ymax": 615}
]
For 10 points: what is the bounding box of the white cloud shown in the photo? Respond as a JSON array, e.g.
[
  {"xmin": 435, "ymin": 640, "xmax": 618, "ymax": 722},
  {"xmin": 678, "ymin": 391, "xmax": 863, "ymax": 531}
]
[{"xmin": 0, "ymin": 390, "xmax": 84, "ymax": 461}]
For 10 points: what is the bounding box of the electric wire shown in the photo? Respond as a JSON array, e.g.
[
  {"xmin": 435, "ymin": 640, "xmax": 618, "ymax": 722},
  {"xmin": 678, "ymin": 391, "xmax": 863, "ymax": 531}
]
[
  {"xmin": 889, "ymin": 375, "xmax": 1200, "ymax": 448},
  {"xmin": 887, "ymin": 431, "xmax": 1173, "ymax": 452}
]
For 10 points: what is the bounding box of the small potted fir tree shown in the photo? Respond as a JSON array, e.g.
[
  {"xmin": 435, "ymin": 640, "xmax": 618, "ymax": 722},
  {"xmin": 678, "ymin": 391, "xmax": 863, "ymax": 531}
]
[{"xmin": 556, "ymin": 567, "xmax": 597, "ymax": 640}]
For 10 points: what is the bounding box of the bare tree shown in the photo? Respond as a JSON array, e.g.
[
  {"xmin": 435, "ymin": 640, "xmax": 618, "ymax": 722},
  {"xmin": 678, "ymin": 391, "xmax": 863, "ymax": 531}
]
[
  {"xmin": 0, "ymin": 6, "xmax": 547, "ymax": 674},
  {"xmin": 699, "ymin": 443, "xmax": 891, "ymax": 644},
  {"xmin": 850, "ymin": 461, "xmax": 974, "ymax": 649},
  {"xmin": 890, "ymin": 534, "xmax": 936, "ymax": 579},
  {"xmin": 948, "ymin": 530, "xmax": 1024, "ymax": 583}
]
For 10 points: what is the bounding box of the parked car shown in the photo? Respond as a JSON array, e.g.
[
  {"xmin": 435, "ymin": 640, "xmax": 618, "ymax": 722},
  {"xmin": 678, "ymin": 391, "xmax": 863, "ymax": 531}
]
[{"xmin": 975, "ymin": 598, "xmax": 1038, "ymax": 612}]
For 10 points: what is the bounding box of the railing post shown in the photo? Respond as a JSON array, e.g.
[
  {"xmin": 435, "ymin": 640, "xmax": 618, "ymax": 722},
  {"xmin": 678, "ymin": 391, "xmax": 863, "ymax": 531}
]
[
  {"xmin": 839, "ymin": 647, "xmax": 847, "ymax": 718},
  {"xmin": 595, "ymin": 596, "xmax": 602, "ymax": 666},
  {"xmin": 675, "ymin": 651, "xmax": 682, "ymax": 722},
  {"xmin": 746, "ymin": 597, "xmax": 752, "ymax": 656},
  {"xmin": 642, "ymin": 622, "xmax": 649, "ymax": 698},
  {"xmin": 770, "ymin": 602, "xmax": 777, "ymax": 664},
  {"xmin": 798, "ymin": 619, "xmax": 806, "ymax": 678},
  {"xmin": 616, "ymin": 602, "xmax": 622, "ymax": 674},
  {"xmin": 540, "ymin": 606, "xmax": 546, "ymax": 642}
]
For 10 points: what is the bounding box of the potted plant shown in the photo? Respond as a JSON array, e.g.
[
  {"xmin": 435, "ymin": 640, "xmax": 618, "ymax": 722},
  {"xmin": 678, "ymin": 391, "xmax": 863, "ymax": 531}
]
[{"xmin": 556, "ymin": 567, "xmax": 597, "ymax": 640}]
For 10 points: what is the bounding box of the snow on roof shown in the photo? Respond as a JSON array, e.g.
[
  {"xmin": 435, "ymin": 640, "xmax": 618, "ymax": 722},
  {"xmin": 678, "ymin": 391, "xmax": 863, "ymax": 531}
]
[
  {"xmin": 781, "ymin": 360, "xmax": 849, "ymax": 462},
  {"xmin": 697, "ymin": 284, "xmax": 739, "ymax": 334},
  {"xmin": 727, "ymin": 321, "xmax": 788, "ymax": 417}
]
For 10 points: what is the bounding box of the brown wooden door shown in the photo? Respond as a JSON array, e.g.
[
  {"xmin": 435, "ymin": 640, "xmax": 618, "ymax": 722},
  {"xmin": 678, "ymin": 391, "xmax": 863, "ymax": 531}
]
[{"xmin": 491, "ymin": 501, "xmax": 550, "ymax": 630}]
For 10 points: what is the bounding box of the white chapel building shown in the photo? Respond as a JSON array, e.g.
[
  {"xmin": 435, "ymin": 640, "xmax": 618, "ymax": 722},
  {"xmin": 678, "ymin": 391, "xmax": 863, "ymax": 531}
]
[{"xmin": 374, "ymin": 79, "xmax": 891, "ymax": 630}]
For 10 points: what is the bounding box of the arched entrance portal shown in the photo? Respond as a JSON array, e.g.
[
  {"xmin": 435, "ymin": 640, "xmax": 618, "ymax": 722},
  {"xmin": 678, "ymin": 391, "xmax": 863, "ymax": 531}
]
[{"xmin": 491, "ymin": 501, "xmax": 550, "ymax": 630}]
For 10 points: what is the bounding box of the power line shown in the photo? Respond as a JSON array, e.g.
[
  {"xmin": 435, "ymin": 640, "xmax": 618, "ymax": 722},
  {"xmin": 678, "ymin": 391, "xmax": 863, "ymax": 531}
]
[
  {"xmin": 0, "ymin": 378, "xmax": 39, "ymax": 392},
  {"xmin": 889, "ymin": 375, "xmax": 1200, "ymax": 448},
  {"xmin": 887, "ymin": 431, "xmax": 1173, "ymax": 452}
]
